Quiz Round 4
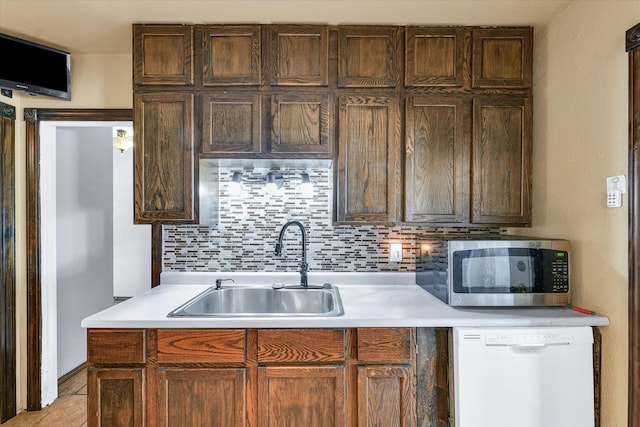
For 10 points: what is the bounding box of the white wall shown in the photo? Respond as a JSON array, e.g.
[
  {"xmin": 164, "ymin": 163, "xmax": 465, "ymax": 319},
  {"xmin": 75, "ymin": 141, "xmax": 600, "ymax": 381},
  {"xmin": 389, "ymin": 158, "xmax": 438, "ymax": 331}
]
[
  {"xmin": 55, "ymin": 127, "xmax": 115, "ymax": 377},
  {"xmin": 113, "ymin": 137, "xmax": 151, "ymax": 297}
]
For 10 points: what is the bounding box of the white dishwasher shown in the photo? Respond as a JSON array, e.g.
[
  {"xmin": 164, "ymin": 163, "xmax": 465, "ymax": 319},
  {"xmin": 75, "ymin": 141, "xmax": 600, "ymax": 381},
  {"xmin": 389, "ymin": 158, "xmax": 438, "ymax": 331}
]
[{"xmin": 452, "ymin": 326, "xmax": 594, "ymax": 427}]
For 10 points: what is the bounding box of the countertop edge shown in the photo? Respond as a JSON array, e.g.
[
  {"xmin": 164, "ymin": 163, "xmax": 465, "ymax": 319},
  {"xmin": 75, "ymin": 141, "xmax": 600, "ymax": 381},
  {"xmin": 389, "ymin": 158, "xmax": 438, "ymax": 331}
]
[{"xmin": 81, "ymin": 283, "xmax": 610, "ymax": 329}]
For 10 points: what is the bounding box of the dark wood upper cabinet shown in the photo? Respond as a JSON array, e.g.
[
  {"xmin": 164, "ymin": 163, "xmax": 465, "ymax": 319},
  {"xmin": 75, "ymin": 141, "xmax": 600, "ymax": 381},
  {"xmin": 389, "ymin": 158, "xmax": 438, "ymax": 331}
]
[
  {"xmin": 132, "ymin": 23, "xmax": 534, "ymax": 226},
  {"xmin": 472, "ymin": 27, "xmax": 533, "ymax": 88},
  {"xmin": 134, "ymin": 92, "xmax": 195, "ymax": 223},
  {"xmin": 202, "ymin": 25, "xmax": 261, "ymax": 86},
  {"xmin": 270, "ymin": 93, "xmax": 332, "ymax": 156},
  {"xmin": 202, "ymin": 92, "xmax": 262, "ymax": 155},
  {"xmin": 269, "ymin": 25, "xmax": 329, "ymax": 86},
  {"xmin": 405, "ymin": 96, "xmax": 470, "ymax": 223},
  {"xmin": 338, "ymin": 26, "xmax": 401, "ymax": 88},
  {"xmin": 471, "ymin": 96, "xmax": 532, "ymax": 225},
  {"xmin": 405, "ymin": 27, "xmax": 469, "ymax": 87},
  {"xmin": 337, "ymin": 95, "xmax": 401, "ymax": 224},
  {"xmin": 133, "ymin": 25, "xmax": 194, "ymax": 86}
]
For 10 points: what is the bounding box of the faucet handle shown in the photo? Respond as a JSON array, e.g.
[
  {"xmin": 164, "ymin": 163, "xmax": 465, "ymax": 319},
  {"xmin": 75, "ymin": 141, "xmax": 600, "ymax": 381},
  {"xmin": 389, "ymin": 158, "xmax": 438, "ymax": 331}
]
[{"xmin": 215, "ymin": 278, "xmax": 235, "ymax": 289}]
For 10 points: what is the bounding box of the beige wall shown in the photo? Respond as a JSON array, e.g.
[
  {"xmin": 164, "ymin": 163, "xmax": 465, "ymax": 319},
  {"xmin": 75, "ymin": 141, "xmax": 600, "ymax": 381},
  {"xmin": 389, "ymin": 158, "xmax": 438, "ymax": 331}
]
[
  {"xmin": 517, "ymin": 1, "xmax": 638, "ymax": 426},
  {"xmin": 5, "ymin": 54, "xmax": 132, "ymax": 411},
  {"xmin": 1, "ymin": 1, "xmax": 637, "ymax": 425}
]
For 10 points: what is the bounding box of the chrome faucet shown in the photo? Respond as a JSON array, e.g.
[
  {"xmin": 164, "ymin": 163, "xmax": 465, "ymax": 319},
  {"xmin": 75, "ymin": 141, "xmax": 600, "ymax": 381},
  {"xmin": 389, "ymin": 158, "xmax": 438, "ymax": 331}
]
[{"xmin": 274, "ymin": 220, "xmax": 308, "ymax": 288}]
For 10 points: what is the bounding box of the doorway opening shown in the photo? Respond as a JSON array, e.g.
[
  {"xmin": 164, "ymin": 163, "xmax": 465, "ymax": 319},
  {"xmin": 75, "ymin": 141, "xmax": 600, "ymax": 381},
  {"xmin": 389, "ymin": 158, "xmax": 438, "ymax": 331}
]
[{"xmin": 24, "ymin": 109, "xmax": 155, "ymax": 410}]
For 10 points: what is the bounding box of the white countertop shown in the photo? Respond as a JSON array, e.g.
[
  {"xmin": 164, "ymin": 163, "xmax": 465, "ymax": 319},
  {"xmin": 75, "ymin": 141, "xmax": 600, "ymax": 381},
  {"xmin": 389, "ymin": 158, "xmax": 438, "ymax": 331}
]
[{"xmin": 81, "ymin": 272, "xmax": 610, "ymax": 329}]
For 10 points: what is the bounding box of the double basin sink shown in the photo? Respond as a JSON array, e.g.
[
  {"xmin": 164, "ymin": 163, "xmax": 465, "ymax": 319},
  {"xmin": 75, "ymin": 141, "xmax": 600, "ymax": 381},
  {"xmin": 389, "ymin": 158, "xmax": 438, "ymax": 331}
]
[{"xmin": 168, "ymin": 283, "xmax": 344, "ymax": 317}]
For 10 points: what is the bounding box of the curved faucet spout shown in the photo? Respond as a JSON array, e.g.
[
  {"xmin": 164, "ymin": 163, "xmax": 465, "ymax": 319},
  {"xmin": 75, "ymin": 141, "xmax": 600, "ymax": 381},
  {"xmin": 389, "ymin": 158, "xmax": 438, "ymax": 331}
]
[{"xmin": 274, "ymin": 220, "xmax": 308, "ymax": 287}]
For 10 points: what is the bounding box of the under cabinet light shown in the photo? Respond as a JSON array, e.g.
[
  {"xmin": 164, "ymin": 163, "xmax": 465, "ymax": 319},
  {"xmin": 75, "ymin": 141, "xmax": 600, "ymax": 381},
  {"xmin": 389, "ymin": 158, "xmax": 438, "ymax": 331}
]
[
  {"xmin": 264, "ymin": 171, "xmax": 285, "ymax": 194},
  {"xmin": 229, "ymin": 170, "xmax": 314, "ymax": 195},
  {"xmin": 299, "ymin": 172, "xmax": 314, "ymax": 197}
]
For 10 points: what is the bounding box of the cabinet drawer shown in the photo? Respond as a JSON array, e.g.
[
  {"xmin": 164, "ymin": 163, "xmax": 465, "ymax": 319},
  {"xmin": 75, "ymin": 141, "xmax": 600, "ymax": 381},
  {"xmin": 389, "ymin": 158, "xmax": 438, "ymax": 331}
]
[
  {"xmin": 258, "ymin": 329, "xmax": 345, "ymax": 363},
  {"xmin": 157, "ymin": 329, "xmax": 246, "ymax": 364},
  {"xmin": 87, "ymin": 329, "xmax": 146, "ymax": 365},
  {"xmin": 357, "ymin": 328, "xmax": 412, "ymax": 363}
]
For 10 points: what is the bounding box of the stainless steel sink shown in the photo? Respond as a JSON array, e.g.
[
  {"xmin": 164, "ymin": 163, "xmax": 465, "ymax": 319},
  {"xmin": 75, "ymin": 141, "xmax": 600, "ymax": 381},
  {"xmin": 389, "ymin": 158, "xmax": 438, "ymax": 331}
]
[{"xmin": 167, "ymin": 284, "xmax": 344, "ymax": 317}]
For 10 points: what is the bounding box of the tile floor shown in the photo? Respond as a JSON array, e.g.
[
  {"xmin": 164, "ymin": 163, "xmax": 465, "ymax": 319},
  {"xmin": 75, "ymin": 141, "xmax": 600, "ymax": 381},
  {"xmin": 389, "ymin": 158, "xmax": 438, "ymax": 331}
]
[{"xmin": 0, "ymin": 368, "xmax": 87, "ymax": 427}]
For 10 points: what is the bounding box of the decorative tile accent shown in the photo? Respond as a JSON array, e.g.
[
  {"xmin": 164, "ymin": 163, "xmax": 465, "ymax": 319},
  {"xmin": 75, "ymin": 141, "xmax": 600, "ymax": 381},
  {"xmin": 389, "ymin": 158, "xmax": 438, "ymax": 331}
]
[{"xmin": 163, "ymin": 165, "xmax": 501, "ymax": 272}]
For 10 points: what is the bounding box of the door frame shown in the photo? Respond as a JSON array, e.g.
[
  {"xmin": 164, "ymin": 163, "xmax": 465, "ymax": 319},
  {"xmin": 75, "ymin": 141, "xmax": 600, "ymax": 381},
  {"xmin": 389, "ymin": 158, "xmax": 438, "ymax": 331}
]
[
  {"xmin": 24, "ymin": 109, "xmax": 136, "ymax": 409},
  {"xmin": 627, "ymin": 23, "xmax": 640, "ymax": 427},
  {"xmin": 0, "ymin": 102, "xmax": 16, "ymax": 423}
]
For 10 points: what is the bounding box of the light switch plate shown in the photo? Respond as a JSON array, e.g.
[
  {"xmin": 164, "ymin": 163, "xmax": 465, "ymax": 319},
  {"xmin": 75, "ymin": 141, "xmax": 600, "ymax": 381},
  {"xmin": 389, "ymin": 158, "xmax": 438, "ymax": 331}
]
[{"xmin": 389, "ymin": 243, "xmax": 402, "ymax": 262}]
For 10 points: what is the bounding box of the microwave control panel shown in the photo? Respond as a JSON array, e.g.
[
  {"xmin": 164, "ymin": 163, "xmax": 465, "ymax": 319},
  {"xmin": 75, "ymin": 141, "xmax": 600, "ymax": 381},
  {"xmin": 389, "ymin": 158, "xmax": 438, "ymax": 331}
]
[{"xmin": 551, "ymin": 253, "xmax": 569, "ymax": 293}]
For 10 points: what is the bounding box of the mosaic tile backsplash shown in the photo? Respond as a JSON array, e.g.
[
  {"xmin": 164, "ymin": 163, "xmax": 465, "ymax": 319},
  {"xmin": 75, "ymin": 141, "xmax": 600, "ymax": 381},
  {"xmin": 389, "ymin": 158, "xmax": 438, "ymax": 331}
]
[{"xmin": 163, "ymin": 164, "xmax": 499, "ymax": 273}]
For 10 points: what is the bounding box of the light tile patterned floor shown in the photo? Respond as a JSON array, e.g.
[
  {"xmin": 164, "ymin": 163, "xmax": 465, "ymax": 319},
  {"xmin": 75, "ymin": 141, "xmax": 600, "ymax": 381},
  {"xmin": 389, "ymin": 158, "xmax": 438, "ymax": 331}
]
[{"xmin": 1, "ymin": 368, "xmax": 87, "ymax": 427}]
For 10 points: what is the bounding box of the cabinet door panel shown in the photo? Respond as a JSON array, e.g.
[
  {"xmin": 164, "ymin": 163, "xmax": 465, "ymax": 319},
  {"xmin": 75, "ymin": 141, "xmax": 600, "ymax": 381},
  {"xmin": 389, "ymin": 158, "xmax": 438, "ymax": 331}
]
[
  {"xmin": 472, "ymin": 97, "xmax": 532, "ymax": 224},
  {"xmin": 405, "ymin": 96, "xmax": 470, "ymax": 223},
  {"xmin": 472, "ymin": 28, "xmax": 533, "ymax": 88},
  {"xmin": 134, "ymin": 92, "xmax": 194, "ymax": 223},
  {"xmin": 357, "ymin": 365, "xmax": 415, "ymax": 427},
  {"xmin": 202, "ymin": 93, "xmax": 262, "ymax": 154},
  {"xmin": 88, "ymin": 368, "xmax": 145, "ymax": 427},
  {"xmin": 133, "ymin": 25, "xmax": 194, "ymax": 86},
  {"xmin": 258, "ymin": 366, "xmax": 345, "ymax": 427},
  {"xmin": 338, "ymin": 95, "xmax": 400, "ymax": 223},
  {"xmin": 339, "ymin": 26, "xmax": 401, "ymax": 87},
  {"xmin": 405, "ymin": 27, "xmax": 468, "ymax": 87},
  {"xmin": 203, "ymin": 25, "xmax": 261, "ymax": 86},
  {"xmin": 157, "ymin": 368, "xmax": 246, "ymax": 427},
  {"xmin": 270, "ymin": 25, "xmax": 329, "ymax": 86},
  {"xmin": 270, "ymin": 93, "xmax": 332, "ymax": 156}
]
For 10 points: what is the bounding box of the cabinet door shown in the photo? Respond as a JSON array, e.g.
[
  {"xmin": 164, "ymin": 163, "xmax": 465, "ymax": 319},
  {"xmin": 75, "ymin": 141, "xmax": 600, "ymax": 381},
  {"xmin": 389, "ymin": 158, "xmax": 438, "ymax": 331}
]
[
  {"xmin": 472, "ymin": 96, "xmax": 532, "ymax": 225},
  {"xmin": 88, "ymin": 368, "xmax": 145, "ymax": 427},
  {"xmin": 357, "ymin": 365, "xmax": 415, "ymax": 427},
  {"xmin": 405, "ymin": 27, "xmax": 468, "ymax": 87},
  {"xmin": 157, "ymin": 368, "xmax": 246, "ymax": 427},
  {"xmin": 133, "ymin": 24, "xmax": 194, "ymax": 86},
  {"xmin": 202, "ymin": 92, "xmax": 262, "ymax": 155},
  {"xmin": 134, "ymin": 92, "xmax": 195, "ymax": 223},
  {"xmin": 337, "ymin": 95, "xmax": 401, "ymax": 224},
  {"xmin": 472, "ymin": 27, "xmax": 533, "ymax": 88},
  {"xmin": 270, "ymin": 25, "xmax": 329, "ymax": 86},
  {"xmin": 258, "ymin": 366, "xmax": 346, "ymax": 427},
  {"xmin": 405, "ymin": 96, "xmax": 470, "ymax": 223},
  {"xmin": 202, "ymin": 25, "xmax": 261, "ymax": 86},
  {"xmin": 270, "ymin": 93, "xmax": 332, "ymax": 156},
  {"xmin": 338, "ymin": 26, "xmax": 401, "ymax": 87}
]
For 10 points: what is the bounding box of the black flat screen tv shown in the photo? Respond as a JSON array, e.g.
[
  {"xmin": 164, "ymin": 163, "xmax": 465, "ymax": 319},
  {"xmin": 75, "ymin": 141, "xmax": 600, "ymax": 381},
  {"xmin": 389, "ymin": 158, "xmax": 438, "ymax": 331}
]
[{"xmin": 0, "ymin": 33, "xmax": 71, "ymax": 100}]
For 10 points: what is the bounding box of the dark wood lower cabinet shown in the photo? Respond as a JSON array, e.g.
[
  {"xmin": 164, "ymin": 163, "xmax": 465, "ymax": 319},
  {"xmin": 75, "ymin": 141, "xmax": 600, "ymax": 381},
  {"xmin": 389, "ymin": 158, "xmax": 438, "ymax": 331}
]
[
  {"xmin": 259, "ymin": 366, "xmax": 345, "ymax": 427},
  {"xmin": 157, "ymin": 368, "xmax": 246, "ymax": 426},
  {"xmin": 87, "ymin": 367, "xmax": 145, "ymax": 427},
  {"xmin": 357, "ymin": 365, "xmax": 415, "ymax": 427},
  {"xmin": 87, "ymin": 327, "xmax": 446, "ymax": 427}
]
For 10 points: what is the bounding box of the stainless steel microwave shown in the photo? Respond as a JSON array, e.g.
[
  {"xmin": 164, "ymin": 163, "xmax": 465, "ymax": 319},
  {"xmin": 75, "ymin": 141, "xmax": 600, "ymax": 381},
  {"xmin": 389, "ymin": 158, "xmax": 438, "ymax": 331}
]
[{"xmin": 416, "ymin": 235, "xmax": 570, "ymax": 307}]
